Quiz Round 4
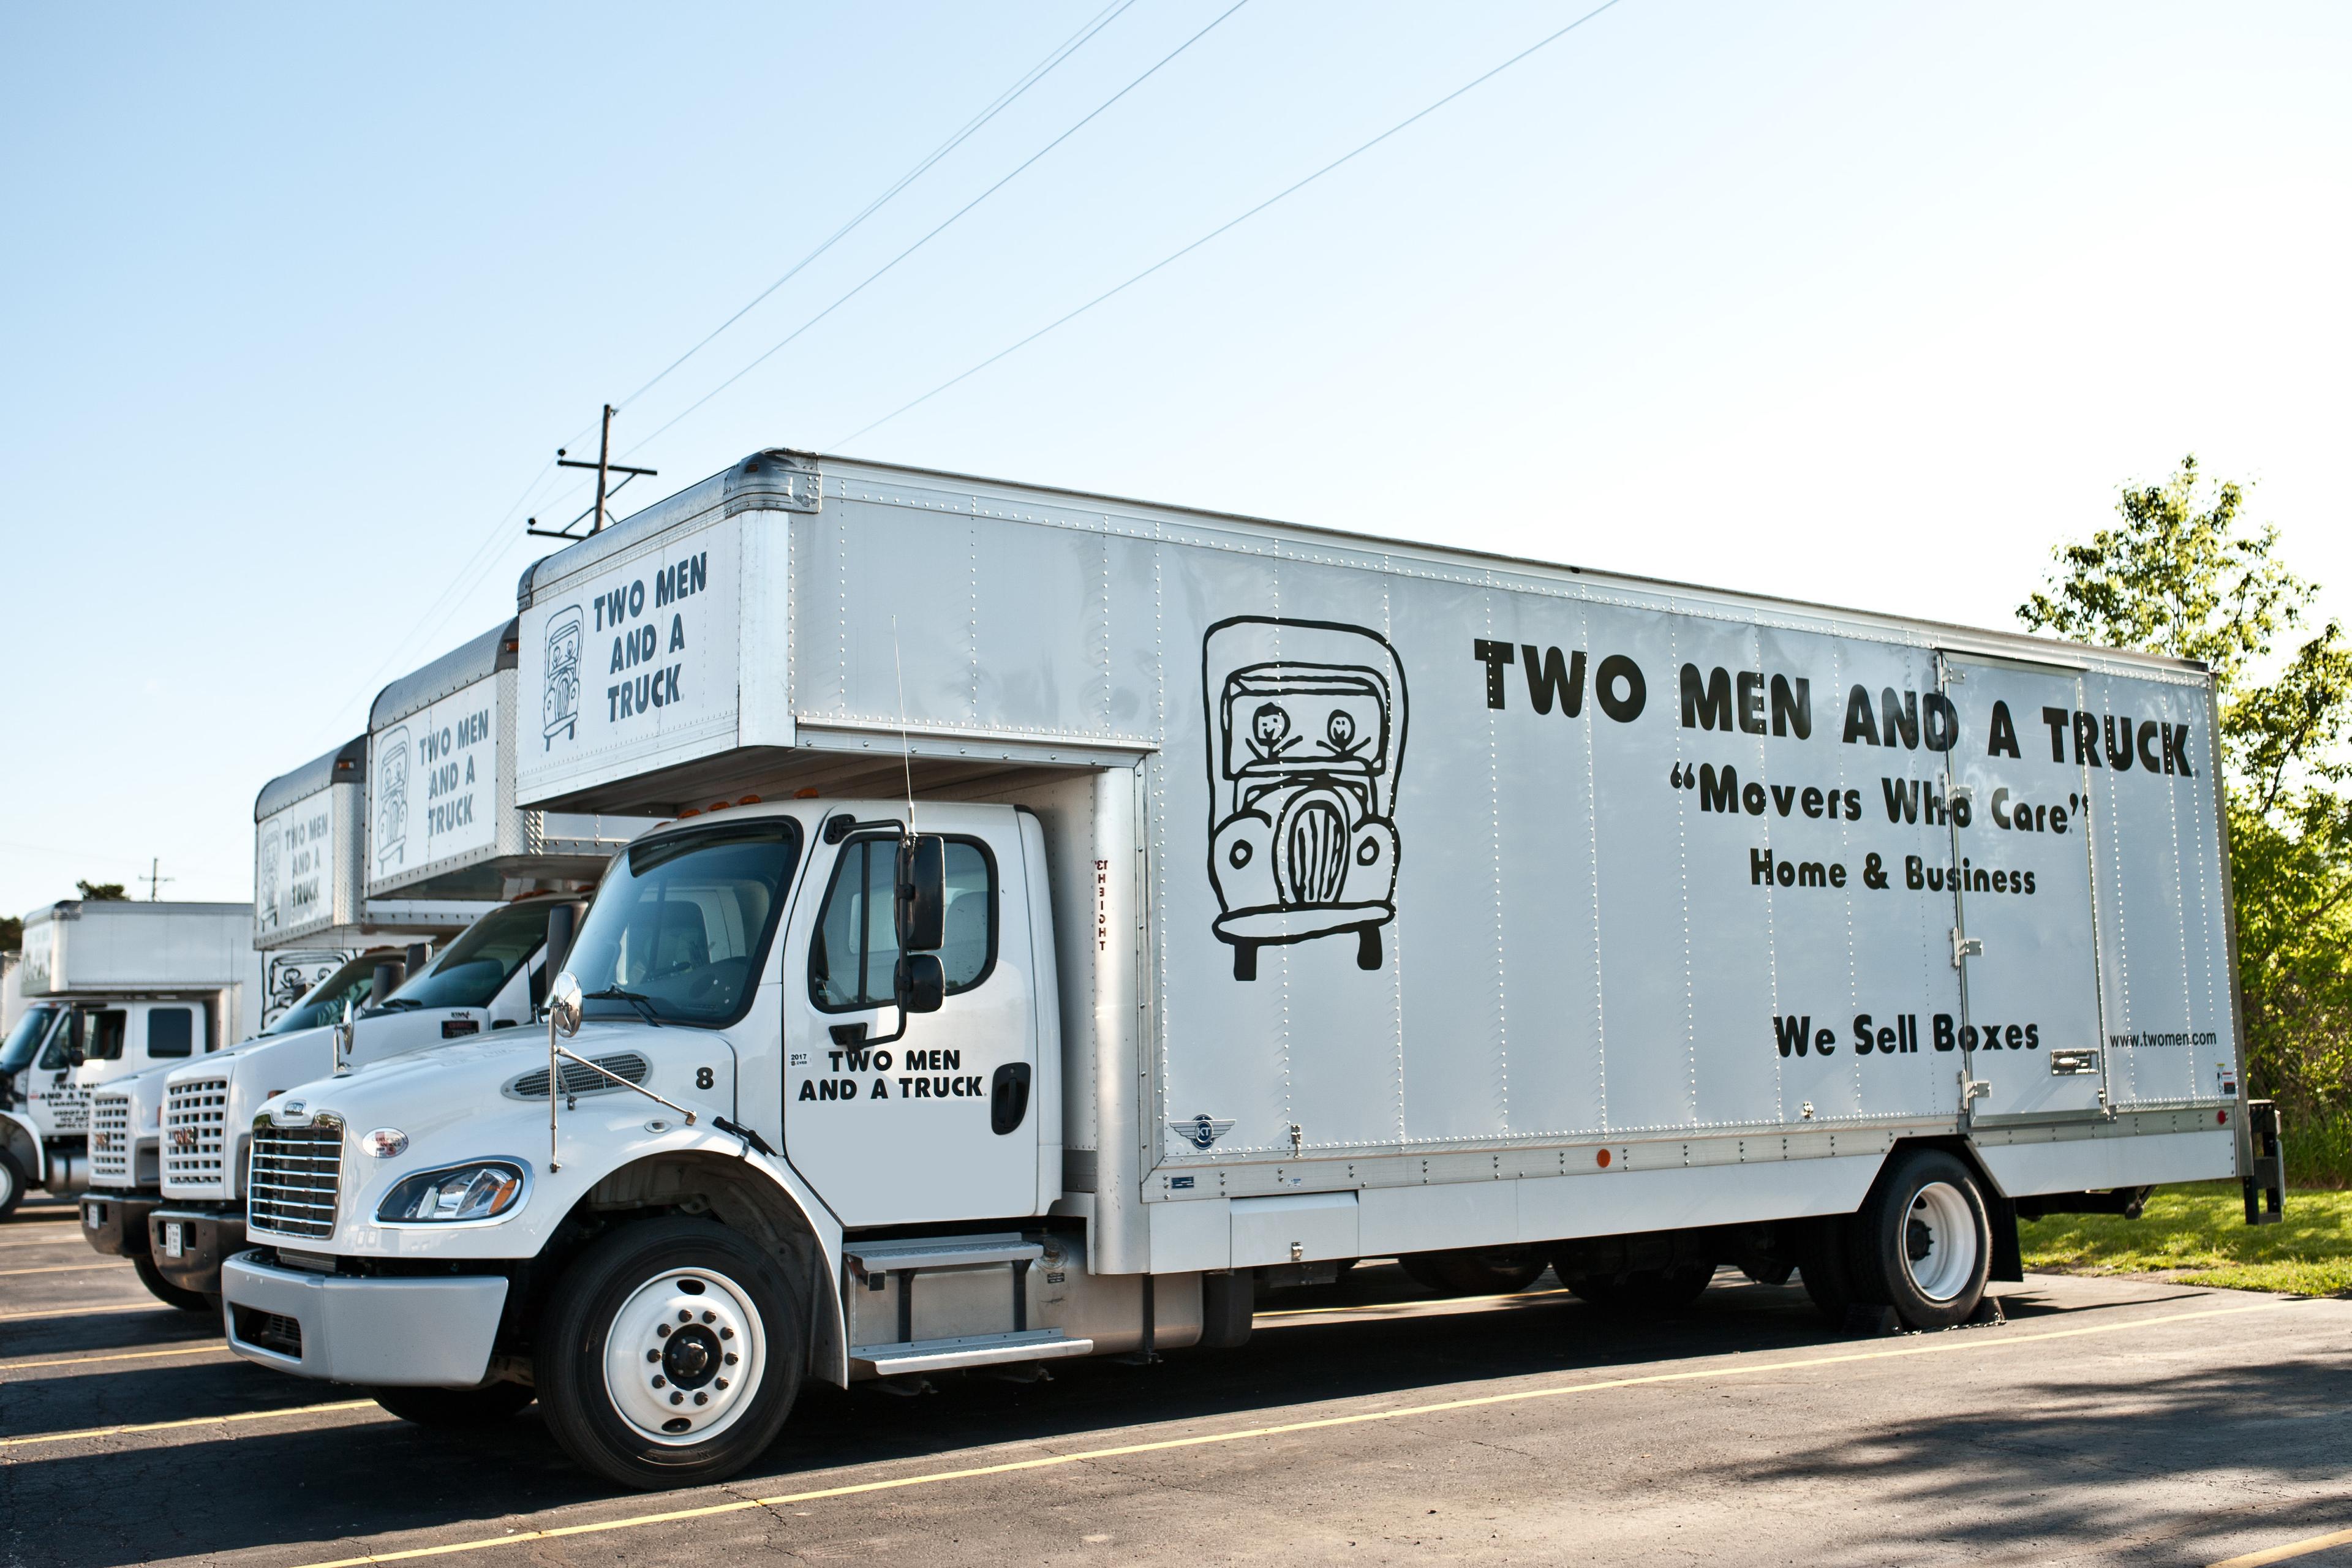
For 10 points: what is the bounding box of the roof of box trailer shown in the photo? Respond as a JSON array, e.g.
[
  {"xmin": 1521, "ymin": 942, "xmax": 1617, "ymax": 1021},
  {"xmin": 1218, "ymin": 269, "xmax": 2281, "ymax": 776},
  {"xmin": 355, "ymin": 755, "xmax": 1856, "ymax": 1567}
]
[
  {"xmin": 252, "ymin": 734, "xmax": 368, "ymax": 822},
  {"xmin": 368, "ymin": 619, "xmax": 519, "ymax": 733},
  {"xmin": 514, "ymin": 448, "xmax": 2208, "ymax": 680},
  {"xmin": 23, "ymin": 899, "xmax": 253, "ymax": 927}
]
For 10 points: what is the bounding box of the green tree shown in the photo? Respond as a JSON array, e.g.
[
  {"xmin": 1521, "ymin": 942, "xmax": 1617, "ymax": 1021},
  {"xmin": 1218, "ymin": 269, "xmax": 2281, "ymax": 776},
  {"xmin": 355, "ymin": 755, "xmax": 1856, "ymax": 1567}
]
[
  {"xmin": 0, "ymin": 914, "xmax": 18, "ymax": 952},
  {"xmin": 75, "ymin": 880, "xmax": 128, "ymax": 902},
  {"xmin": 2021, "ymin": 456, "xmax": 2352, "ymax": 1110}
]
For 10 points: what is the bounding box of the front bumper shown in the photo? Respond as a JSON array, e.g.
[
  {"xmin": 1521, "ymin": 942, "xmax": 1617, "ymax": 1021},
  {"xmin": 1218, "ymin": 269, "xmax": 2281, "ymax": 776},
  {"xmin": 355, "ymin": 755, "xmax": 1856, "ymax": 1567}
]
[
  {"xmin": 79, "ymin": 1193, "xmax": 159, "ymax": 1258},
  {"xmin": 148, "ymin": 1208, "xmax": 243, "ymax": 1297},
  {"xmin": 221, "ymin": 1251, "xmax": 510, "ymax": 1387}
]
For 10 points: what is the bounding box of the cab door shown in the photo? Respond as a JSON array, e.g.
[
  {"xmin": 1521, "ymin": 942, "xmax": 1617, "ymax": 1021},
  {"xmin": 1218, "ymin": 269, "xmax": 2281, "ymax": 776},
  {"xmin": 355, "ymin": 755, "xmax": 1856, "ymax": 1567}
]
[
  {"xmin": 1939, "ymin": 654, "xmax": 2111, "ymax": 1121},
  {"xmin": 781, "ymin": 809, "xmax": 1038, "ymax": 1226}
]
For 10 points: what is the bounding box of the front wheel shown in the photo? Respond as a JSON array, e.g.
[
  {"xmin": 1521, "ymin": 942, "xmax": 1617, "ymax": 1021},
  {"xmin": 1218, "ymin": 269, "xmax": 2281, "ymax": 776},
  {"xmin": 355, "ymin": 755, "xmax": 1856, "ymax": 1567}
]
[
  {"xmin": 132, "ymin": 1255, "xmax": 213, "ymax": 1313},
  {"xmin": 1852, "ymin": 1148, "xmax": 1991, "ymax": 1330},
  {"xmin": 538, "ymin": 1217, "xmax": 806, "ymax": 1490},
  {"xmin": 0, "ymin": 1150, "xmax": 24, "ymax": 1219},
  {"xmin": 374, "ymin": 1382, "xmax": 537, "ymax": 1428}
]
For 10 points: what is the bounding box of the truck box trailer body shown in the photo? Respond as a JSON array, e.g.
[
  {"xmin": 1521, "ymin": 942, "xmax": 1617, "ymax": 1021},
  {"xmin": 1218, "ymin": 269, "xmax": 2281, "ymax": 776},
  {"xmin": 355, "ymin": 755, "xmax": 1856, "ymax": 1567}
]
[
  {"xmin": 222, "ymin": 449, "xmax": 2260, "ymax": 1488},
  {"xmin": 150, "ymin": 627, "xmax": 646, "ymax": 1296}
]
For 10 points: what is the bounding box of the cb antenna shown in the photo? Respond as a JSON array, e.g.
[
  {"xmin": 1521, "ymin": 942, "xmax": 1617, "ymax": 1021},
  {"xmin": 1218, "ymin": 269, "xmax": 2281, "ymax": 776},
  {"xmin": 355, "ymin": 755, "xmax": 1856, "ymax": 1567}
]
[{"xmin": 892, "ymin": 616, "xmax": 917, "ymax": 835}]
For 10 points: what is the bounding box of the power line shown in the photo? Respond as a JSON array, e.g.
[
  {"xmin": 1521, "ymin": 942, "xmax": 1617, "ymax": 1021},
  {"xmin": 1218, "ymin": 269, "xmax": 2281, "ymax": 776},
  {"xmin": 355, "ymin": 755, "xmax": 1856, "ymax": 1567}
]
[
  {"xmin": 612, "ymin": 0, "xmax": 1141, "ymax": 417},
  {"xmin": 617, "ymin": 0, "xmax": 1256, "ymax": 464},
  {"xmin": 829, "ymin": 0, "xmax": 1630, "ymax": 450},
  {"xmin": 374, "ymin": 5, "xmax": 1169, "ymax": 661}
]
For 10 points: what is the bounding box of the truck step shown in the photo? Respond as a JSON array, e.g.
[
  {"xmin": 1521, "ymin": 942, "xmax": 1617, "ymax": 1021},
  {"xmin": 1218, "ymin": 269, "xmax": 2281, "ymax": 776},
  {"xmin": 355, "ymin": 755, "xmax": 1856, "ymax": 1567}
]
[
  {"xmin": 845, "ymin": 1233, "xmax": 1042, "ymax": 1274},
  {"xmin": 851, "ymin": 1329, "xmax": 1093, "ymax": 1377}
]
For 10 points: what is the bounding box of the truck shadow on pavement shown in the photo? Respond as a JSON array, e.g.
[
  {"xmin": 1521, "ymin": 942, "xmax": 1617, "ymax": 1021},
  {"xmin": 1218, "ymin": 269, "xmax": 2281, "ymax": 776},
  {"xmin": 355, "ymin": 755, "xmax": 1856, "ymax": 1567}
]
[{"xmin": 9, "ymin": 1271, "xmax": 2344, "ymax": 1568}]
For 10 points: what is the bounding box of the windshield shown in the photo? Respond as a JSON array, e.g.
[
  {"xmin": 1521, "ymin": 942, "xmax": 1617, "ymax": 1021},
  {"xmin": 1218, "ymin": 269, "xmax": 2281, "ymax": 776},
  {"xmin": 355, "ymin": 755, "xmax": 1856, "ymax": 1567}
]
[
  {"xmin": 374, "ymin": 902, "xmax": 555, "ymax": 1013},
  {"xmin": 0, "ymin": 1006, "xmax": 62, "ymax": 1074},
  {"xmin": 569, "ymin": 820, "xmax": 801, "ymax": 1027},
  {"xmin": 265, "ymin": 954, "xmax": 392, "ymax": 1035}
]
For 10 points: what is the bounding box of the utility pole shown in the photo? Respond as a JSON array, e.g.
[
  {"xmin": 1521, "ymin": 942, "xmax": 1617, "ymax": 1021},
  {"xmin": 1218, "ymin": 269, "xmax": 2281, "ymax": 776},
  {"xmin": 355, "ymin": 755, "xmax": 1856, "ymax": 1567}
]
[
  {"xmin": 529, "ymin": 405, "xmax": 657, "ymax": 541},
  {"xmin": 140, "ymin": 858, "xmax": 173, "ymax": 902}
]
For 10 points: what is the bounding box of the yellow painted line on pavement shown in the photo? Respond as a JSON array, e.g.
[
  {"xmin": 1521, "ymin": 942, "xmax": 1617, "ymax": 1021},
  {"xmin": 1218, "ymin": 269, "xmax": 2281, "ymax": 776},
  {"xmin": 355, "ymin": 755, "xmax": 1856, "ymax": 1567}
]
[
  {"xmin": 0, "ymin": 1300, "xmax": 175, "ymax": 1323},
  {"xmin": 0, "ymin": 1259, "xmax": 130, "ymax": 1276},
  {"xmin": 2210, "ymin": 1525, "xmax": 2352, "ymax": 1567},
  {"xmin": 278, "ymin": 1296, "xmax": 2318, "ymax": 1568},
  {"xmin": 0, "ymin": 1343, "xmax": 228, "ymax": 1374},
  {"xmin": 0, "ymin": 1398, "xmax": 377, "ymax": 1449}
]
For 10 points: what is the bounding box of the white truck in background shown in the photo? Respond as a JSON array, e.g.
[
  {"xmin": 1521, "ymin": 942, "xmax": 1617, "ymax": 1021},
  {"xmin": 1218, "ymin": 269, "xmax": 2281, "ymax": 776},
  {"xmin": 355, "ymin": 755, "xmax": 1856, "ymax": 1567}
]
[
  {"xmin": 144, "ymin": 619, "xmax": 646, "ymax": 1305},
  {"xmin": 221, "ymin": 450, "xmax": 2275, "ymax": 1490},
  {"xmin": 75, "ymin": 733, "xmax": 483, "ymax": 1302},
  {"xmin": 0, "ymin": 899, "xmax": 257, "ymax": 1220}
]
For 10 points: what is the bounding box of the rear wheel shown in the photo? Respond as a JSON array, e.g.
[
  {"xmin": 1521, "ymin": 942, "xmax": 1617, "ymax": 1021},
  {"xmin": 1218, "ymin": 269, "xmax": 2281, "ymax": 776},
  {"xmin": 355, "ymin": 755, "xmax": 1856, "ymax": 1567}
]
[
  {"xmin": 374, "ymin": 1382, "xmax": 537, "ymax": 1428},
  {"xmin": 1851, "ymin": 1148, "xmax": 1991, "ymax": 1330},
  {"xmin": 1565, "ymin": 1265, "xmax": 1713, "ymax": 1313},
  {"xmin": 1400, "ymin": 1247, "xmax": 1546, "ymax": 1297},
  {"xmin": 132, "ymin": 1254, "xmax": 213, "ymax": 1313},
  {"xmin": 0, "ymin": 1151, "xmax": 23, "ymax": 1219},
  {"xmin": 539, "ymin": 1217, "xmax": 805, "ymax": 1490}
]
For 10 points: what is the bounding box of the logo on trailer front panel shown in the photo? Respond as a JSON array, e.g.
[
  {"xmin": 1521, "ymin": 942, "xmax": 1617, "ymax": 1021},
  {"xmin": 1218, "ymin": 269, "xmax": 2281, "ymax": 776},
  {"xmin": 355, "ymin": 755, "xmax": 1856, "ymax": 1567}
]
[
  {"xmin": 1202, "ymin": 616, "xmax": 1407, "ymax": 981},
  {"xmin": 542, "ymin": 606, "xmax": 582, "ymax": 750}
]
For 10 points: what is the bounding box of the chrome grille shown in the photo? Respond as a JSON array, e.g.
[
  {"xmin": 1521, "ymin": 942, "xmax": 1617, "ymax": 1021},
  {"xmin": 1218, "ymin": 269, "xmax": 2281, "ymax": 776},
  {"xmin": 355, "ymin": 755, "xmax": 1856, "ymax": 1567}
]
[
  {"xmin": 247, "ymin": 1121, "xmax": 344, "ymax": 1240},
  {"xmin": 89, "ymin": 1092, "xmax": 133, "ymax": 1184},
  {"xmin": 164, "ymin": 1077, "xmax": 231, "ymax": 1184},
  {"xmin": 1284, "ymin": 800, "xmax": 1348, "ymax": 905},
  {"xmin": 505, "ymin": 1051, "xmax": 650, "ymax": 1101}
]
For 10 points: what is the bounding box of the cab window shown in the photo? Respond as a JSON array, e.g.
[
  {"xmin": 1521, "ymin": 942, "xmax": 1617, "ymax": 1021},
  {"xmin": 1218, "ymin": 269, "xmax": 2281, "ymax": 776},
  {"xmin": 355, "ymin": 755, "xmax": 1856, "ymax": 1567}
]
[
  {"xmin": 34, "ymin": 1011, "xmax": 78, "ymax": 1071},
  {"xmin": 84, "ymin": 1010, "xmax": 127, "ymax": 1061},
  {"xmin": 809, "ymin": 837, "xmax": 996, "ymax": 1011},
  {"xmin": 146, "ymin": 1007, "xmax": 195, "ymax": 1058}
]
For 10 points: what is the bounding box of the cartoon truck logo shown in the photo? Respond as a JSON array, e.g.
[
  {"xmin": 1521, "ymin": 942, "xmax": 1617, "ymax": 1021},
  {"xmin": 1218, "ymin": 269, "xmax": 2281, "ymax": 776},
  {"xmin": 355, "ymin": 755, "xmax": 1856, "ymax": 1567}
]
[
  {"xmin": 542, "ymin": 606, "xmax": 583, "ymax": 749},
  {"xmin": 375, "ymin": 727, "xmax": 410, "ymax": 872},
  {"xmin": 255, "ymin": 827, "xmax": 284, "ymax": 935},
  {"xmin": 1202, "ymin": 616, "xmax": 1407, "ymax": 981}
]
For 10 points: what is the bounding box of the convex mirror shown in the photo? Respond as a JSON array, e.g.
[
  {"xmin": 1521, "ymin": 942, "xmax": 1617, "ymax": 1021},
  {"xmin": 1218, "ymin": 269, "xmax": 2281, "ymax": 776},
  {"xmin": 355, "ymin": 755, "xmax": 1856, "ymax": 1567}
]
[{"xmin": 548, "ymin": 970, "xmax": 584, "ymax": 1038}]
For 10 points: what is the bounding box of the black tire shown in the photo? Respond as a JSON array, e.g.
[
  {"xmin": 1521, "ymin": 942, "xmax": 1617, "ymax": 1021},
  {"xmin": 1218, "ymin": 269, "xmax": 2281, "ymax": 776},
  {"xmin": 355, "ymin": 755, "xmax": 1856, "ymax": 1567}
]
[
  {"xmin": 539, "ymin": 1216, "xmax": 806, "ymax": 1490},
  {"xmin": 1795, "ymin": 1215, "xmax": 1873, "ymax": 1324},
  {"xmin": 373, "ymin": 1382, "xmax": 537, "ymax": 1428},
  {"xmin": 1566, "ymin": 1265, "xmax": 1713, "ymax": 1312},
  {"xmin": 1199, "ymin": 1269, "xmax": 1255, "ymax": 1349},
  {"xmin": 1850, "ymin": 1148, "xmax": 1991, "ymax": 1330},
  {"xmin": 1400, "ymin": 1247, "xmax": 1546, "ymax": 1297},
  {"xmin": 0, "ymin": 1150, "xmax": 24, "ymax": 1219},
  {"xmin": 133, "ymin": 1254, "xmax": 213, "ymax": 1313}
]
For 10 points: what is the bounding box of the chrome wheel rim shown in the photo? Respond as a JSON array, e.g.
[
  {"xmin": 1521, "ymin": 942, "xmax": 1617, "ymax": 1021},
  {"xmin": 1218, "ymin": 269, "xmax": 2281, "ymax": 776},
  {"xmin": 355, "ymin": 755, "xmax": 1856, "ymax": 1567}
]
[
  {"xmin": 1902, "ymin": 1180, "xmax": 1979, "ymax": 1302},
  {"xmin": 602, "ymin": 1267, "xmax": 764, "ymax": 1445}
]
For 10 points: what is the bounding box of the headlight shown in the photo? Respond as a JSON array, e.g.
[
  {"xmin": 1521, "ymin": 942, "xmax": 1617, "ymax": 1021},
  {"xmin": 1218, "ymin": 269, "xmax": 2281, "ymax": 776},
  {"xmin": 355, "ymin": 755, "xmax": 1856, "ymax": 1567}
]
[{"xmin": 376, "ymin": 1160, "xmax": 529, "ymax": 1224}]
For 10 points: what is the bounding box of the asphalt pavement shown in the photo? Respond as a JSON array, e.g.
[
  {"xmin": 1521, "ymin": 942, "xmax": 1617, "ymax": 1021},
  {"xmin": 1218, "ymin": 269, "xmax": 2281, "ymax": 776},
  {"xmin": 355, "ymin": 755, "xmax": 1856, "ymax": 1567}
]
[{"xmin": 4, "ymin": 1194, "xmax": 2350, "ymax": 1568}]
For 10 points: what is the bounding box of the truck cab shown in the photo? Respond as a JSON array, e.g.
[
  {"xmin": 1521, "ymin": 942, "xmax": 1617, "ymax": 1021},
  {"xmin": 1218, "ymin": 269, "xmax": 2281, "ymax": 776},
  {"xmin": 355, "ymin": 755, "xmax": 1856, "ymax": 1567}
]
[
  {"xmin": 150, "ymin": 898, "xmax": 575, "ymax": 1303},
  {"xmin": 220, "ymin": 799, "xmax": 1119, "ymax": 1488}
]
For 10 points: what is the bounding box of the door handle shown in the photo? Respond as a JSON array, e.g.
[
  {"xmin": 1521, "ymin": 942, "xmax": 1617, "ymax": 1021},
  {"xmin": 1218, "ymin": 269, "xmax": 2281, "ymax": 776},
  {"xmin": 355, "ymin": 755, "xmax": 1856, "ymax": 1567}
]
[{"xmin": 990, "ymin": 1063, "xmax": 1031, "ymax": 1136}]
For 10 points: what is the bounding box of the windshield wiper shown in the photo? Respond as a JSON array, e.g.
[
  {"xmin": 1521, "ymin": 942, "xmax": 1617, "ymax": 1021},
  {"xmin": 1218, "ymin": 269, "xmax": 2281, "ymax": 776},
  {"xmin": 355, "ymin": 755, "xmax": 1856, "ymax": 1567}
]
[
  {"xmin": 582, "ymin": 987, "xmax": 665, "ymax": 1027},
  {"xmin": 372, "ymin": 998, "xmax": 422, "ymax": 1012}
]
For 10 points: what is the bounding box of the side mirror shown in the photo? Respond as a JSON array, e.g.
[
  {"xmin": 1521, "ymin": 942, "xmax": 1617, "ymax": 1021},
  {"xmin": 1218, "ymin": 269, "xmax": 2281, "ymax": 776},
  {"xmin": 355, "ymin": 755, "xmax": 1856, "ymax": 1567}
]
[
  {"xmin": 543, "ymin": 903, "xmax": 576, "ymax": 981},
  {"xmin": 897, "ymin": 834, "xmax": 946, "ymax": 952},
  {"xmin": 370, "ymin": 960, "xmax": 405, "ymax": 1008},
  {"xmin": 405, "ymin": 942, "xmax": 431, "ymax": 976},
  {"xmin": 895, "ymin": 953, "xmax": 945, "ymax": 1016},
  {"xmin": 548, "ymin": 970, "xmax": 584, "ymax": 1038},
  {"xmin": 333, "ymin": 997, "xmax": 356, "ymax": 1076}
]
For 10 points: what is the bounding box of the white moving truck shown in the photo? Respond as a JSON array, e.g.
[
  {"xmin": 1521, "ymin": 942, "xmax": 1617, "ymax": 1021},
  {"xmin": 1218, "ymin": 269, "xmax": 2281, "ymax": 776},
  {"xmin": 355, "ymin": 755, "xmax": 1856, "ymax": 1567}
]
[
  {"xmin": 80, "ymin": 734, "xmax": 484, "ymax": 1297},
  {"xmin": 222, "ymin": 450, "xmax": 2274, "ymax": 1489},
  {"xmin": 149, "ymin": 621, "xmax": 643, "ymax": 1302},
  {"xmin": 1, "ymin": 899, "xmax": 257, "ymax": 1219}
]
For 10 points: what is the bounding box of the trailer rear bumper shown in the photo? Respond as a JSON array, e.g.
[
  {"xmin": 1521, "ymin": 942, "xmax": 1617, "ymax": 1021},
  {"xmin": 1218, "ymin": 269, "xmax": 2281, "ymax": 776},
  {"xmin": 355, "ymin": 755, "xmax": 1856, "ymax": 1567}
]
[
  {"xmin": 78, "ymin": 1193, "xmax": 157, "ymax": 1258},
  {"xmin": 148, "ymin": 1208, "xmax": 243, "ymax": 1297},
  {"xmin": 222, "ymin": 1251, "xmax": 508, "ymax": 1387}
]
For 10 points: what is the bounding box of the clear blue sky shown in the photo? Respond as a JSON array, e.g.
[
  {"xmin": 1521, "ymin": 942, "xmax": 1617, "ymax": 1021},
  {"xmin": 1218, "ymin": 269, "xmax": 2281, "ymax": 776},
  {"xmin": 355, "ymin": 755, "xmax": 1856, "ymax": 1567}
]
[{"xmin": 3, "ymin": 1, "xmax": 2346, "ymax": 913}]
